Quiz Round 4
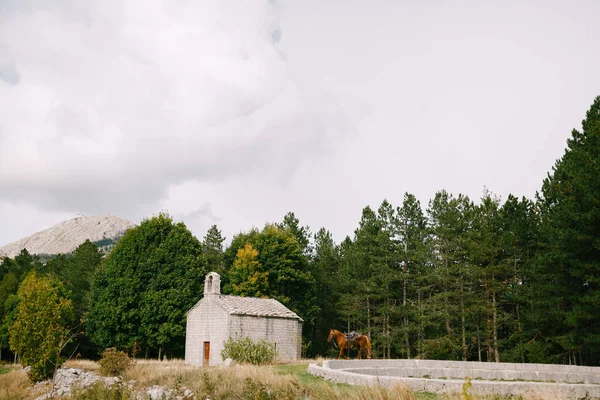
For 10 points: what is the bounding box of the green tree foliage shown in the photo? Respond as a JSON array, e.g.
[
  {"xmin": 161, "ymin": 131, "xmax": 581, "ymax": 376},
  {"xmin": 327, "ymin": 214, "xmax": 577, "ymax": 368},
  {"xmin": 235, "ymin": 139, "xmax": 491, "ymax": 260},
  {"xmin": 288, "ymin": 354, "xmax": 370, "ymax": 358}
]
[
  {"xmin": 202, "ymin": 225, "xmax": 226, "ymax": 275},
  {"xmin": 87, "ymin": 212, "xmax": 207, "ymax": 358},
  {"xmin": 278, "ymin": 212, "xmax": 312, "ymax": 256},
  {"xmin": 0, "ymin": 273, "xmax": 18, "ymax": 322},
  {"xmin": 537, "ymin": 96, "xmax": 600, "ymax": 365},
  {"xmin": 424, "ymin": 191, "xmax": 475, "ymax": 360},
  {"xmin": 396, "ymin": 193, "xmax": 429, "ymax": 359},
  {"xmin": 9, "ymin": 272, "xmax": 73, "ymax": 382},
  {"xmin": 337, "ymin": 203, "xmax": 400, "ymax": 358},
  {"xmin": 52, "ymin": 240, "xmax": 104, "ymax": 358},
  {"xmin": 309, "ymin": 228, "xmax": 342, "ymax": 355},
  {"xmin": 9, "ymin": 249, "xmax": 43, "ymax": 280},
  {"xmin": 0, "ymin": 294, "xmax": 19, "ymax": 361},
  {"xmin": 0, "ymin": 273, "xmax": 18, "ymax": 360},
  {"xmin": 497, "ymin": 195, "xmax": 540, "ymax": 363}
]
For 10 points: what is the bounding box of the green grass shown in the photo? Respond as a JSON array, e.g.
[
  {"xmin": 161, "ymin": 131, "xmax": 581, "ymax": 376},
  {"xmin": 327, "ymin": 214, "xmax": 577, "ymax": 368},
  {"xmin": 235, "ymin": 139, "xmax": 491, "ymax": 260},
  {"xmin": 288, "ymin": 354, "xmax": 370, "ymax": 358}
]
[
  {"xmin": 275, "ymin": 363, "xmax": 357, "ymax": 394},
  {"xmin": 276, "ymin": 362, "xmax": 440, "ymax": 399},
  {"xmin": 0, "ymin": 367, "xmax": 13, "ymax": 375},
  {"xmin": 414, "ymin": 392, "xmax": 439, "ymax": 399}
]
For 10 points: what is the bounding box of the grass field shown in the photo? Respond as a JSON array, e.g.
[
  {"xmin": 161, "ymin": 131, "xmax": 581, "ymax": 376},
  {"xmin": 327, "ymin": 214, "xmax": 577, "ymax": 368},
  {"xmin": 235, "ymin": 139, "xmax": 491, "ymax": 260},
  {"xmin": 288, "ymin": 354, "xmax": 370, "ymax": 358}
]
[{"xmin": 0, "ymin": 367, "xmax": 12, "ymax": 375}]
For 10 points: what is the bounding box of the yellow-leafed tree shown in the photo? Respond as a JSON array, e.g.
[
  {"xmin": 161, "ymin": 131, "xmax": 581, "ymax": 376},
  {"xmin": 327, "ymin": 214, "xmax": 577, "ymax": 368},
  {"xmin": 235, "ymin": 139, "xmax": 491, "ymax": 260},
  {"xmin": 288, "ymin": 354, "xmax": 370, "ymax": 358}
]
[{"xmin": 230, "ymin": 243, "xmax": 269, "ymax": 298}]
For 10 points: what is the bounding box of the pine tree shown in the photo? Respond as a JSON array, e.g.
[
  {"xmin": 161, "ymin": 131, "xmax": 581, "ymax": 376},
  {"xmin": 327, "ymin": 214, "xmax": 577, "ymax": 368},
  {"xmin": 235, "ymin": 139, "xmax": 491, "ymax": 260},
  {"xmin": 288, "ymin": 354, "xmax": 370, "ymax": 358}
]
[
  {"xmin": 426, "ymin": 191, "xmax": 475, "ymax": 360},
  {"xmin": 537, "ymin": 96, "xmax": 600, "ymax": 365},
  {"xmin": 309, "ymin": 228, "xmax": 342, "ymax": 356},
  {"xmin": 498, "ymin": 195, "xmax": 539, "ymax": 363},
  {"xmin": 202, "ymin": 225, "xmax": 226, "ymax": 275},
  {"xmin": 470, "ymin": 190, "xmax": 504, "ymax": 362},
  {"xmin": 396, "ymin": 193, "xmax": 429, "ymax": 359}
]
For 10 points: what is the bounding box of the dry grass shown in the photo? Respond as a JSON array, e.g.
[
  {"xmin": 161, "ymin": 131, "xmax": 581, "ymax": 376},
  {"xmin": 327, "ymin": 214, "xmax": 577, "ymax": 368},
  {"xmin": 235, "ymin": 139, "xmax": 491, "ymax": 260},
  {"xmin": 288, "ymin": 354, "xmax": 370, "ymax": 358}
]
[
  {"xmin": 122, "ymin": 358, "xmax": 414, "ymax": 399},
  {"xmin": 63, "ymin": 359, "xmax": 100, "ymax": 372},
  {"xmin": 1, "ymin": 359, "xmax": 541, "ymax": 400},
  {"xmin": 0, "ymin": 367, "xmax": 50, "ymax": 400}
]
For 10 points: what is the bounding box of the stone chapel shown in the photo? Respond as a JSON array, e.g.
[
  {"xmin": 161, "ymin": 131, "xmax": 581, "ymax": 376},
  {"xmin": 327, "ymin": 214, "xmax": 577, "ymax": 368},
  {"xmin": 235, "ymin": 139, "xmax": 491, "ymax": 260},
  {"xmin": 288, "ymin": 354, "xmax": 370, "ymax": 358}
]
[{"xmin": 185, "ymin": 272, "xmax": 303, "ymax": 366}]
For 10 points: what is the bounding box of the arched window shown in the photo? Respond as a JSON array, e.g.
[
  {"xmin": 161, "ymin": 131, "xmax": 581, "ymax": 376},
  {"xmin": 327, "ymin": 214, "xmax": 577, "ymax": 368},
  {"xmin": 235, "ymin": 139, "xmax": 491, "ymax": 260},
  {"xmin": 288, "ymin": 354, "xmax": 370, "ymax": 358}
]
[{"xmin": 207, "ymin": 275, "xmax": 213, "ymax": 293}]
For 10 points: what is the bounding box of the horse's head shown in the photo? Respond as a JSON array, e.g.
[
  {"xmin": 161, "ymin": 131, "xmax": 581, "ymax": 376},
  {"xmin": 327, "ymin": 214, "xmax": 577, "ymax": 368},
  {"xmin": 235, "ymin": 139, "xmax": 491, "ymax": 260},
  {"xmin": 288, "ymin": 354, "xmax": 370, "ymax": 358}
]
[{"xmin": 327, "ymin": 329, "xmax": 335, "ymax": 342}]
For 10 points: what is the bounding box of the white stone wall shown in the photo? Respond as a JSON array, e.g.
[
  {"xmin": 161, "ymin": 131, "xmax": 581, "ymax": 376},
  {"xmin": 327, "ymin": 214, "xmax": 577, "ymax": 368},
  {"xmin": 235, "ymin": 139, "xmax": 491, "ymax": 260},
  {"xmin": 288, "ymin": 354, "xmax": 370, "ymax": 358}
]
[
  {"xmin": 229, "ymin": 315, "xmax": 301, "ymax": 361},
  {"xmin": 185, "ymin": 298, "xmax": 230, "ymax": 366}
]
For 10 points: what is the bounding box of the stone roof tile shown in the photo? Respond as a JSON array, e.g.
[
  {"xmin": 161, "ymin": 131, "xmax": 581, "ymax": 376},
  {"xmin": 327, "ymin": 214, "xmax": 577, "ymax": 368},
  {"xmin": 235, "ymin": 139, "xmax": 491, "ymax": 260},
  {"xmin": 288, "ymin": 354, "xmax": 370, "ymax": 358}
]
[{"xmin": 214, "ymin": 295, "xmax": 303, "ymax": 321}]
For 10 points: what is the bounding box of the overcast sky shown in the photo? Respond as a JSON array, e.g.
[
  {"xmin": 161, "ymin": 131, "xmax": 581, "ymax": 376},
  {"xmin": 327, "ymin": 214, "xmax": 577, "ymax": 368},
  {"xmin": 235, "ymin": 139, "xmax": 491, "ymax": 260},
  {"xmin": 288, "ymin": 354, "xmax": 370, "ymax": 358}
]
[{"xmin": 1, "ymin": 0, "xmax": 599, "ymax": 247}]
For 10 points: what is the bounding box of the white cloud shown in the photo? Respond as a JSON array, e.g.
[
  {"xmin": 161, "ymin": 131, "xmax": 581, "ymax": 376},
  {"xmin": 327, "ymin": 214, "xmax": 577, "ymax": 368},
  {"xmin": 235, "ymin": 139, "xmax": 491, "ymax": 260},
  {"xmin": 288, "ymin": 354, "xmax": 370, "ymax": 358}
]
[{"xmin": 0, "ymin": 0, "xmax": 348, "ymax": 226}]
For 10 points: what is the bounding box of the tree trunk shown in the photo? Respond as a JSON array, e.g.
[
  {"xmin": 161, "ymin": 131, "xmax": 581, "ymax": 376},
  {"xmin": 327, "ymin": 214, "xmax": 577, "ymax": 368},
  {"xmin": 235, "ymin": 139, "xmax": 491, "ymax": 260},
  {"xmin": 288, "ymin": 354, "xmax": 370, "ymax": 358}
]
[
  {"xmin": 403, "ymin": 252, "xmax": 411, "ymax": 359},
  {"xmin": 492, "ymin": 290, "xmax": 500, "ymax": 362},
  {"xmin": 514, "ymin": 250, "xmax": 525, "ymax": 363},
  {"xmin": 158, "ymin": 347, "xmax": 162, "ymax": 361},
  {"xmin": 461, "ymin": 291, "xmax": 467, "ymax": 361},
  {"xmin": 418, "ymin": 290, "xmax": 423, "ymax": 359},
  {"xmin": 485, "ymin": 278, "xmax": 493, "ymax": 361},
  {"xmin": 347, "ymin": 312, "xmax": 350, "ymax": 334},
  {"xmin": 367, "ymin": 296, "xmax": 371, "ymax": 339},
  {"xmin": 516, "ymin": 303, "xmax": 524, "ymax": 363}
]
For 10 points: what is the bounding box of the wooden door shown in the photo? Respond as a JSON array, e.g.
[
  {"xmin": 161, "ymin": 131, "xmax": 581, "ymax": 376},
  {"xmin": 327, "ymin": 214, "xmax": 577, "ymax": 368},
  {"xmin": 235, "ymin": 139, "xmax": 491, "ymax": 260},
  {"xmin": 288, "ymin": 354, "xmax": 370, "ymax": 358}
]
[{"xmin": 203, "ymin": 342, "xmax": 210, "ymax": 367}]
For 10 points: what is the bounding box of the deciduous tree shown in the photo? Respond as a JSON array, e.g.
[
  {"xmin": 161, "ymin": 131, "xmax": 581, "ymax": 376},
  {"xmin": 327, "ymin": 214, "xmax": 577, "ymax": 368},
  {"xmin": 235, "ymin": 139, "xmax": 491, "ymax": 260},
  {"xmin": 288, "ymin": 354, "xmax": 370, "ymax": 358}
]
[
  {"xmin": 9, "ymin": 272, "xmax": 73, "ymax": 382},
  {"xmin": 88, "ymin": 212, "xmax": 207, "ymax": 358}
]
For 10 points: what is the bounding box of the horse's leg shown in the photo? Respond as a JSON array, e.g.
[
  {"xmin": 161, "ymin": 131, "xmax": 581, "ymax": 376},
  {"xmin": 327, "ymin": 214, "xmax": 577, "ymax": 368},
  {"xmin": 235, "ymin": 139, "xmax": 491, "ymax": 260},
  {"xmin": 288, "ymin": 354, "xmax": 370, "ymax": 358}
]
[{"xmin": 338, "ymin": 345, "xmax": 346, "ymax": 360}]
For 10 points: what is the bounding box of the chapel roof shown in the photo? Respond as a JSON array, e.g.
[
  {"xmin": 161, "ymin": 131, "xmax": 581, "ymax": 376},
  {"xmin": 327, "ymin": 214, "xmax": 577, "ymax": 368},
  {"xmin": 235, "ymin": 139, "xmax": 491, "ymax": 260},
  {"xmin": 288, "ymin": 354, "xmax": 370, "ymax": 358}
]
[
  {"xmin": 188, "ymin": 272, "xmax": 303, "ymax": 321},
  {"xmin": 213, "ymin": 295, "xmax": 303, "ymax": 321}
]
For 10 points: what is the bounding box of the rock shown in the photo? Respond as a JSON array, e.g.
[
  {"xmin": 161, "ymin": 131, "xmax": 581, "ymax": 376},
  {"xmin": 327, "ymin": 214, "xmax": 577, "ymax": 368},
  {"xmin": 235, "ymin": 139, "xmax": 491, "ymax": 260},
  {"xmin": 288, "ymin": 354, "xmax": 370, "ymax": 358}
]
[
  {"xmin": 146, "ymin": 385, "xmax": 173, "ymax": 400},
  {"xmin": 223, "ymin": 358, "xmax": 234, "ymax": 367},
  {"xmin": 33, "ymin": 367, "xmax": 122, "ymax": 399}
]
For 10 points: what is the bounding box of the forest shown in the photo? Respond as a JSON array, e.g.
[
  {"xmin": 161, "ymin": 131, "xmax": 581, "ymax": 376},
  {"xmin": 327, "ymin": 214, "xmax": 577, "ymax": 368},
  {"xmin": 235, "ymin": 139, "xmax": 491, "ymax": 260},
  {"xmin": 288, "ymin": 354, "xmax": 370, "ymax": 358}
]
[{"xmin": 1, "ymin": 96, "xmax": 599, "ymax": 372}]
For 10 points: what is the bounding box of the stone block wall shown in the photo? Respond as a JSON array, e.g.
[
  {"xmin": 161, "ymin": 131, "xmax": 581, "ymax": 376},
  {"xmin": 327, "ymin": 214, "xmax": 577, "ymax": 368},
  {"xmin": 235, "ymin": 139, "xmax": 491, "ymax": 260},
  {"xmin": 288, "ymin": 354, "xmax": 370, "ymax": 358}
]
[
  {"xmin": 229, "ymin": 314, "xmax": 301, "ymax": 360},
  {"xmin": 185, "ymin": 298, "xmax": 230, "ymax": 366}
]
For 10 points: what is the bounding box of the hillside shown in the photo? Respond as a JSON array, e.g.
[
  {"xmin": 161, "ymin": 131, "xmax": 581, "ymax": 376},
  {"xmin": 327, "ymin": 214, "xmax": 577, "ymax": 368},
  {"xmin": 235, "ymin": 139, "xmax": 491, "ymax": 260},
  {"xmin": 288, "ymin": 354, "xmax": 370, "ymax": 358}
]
[{"xmin": 0, "ymin": 215, "xmax": 135, "ymax": 258}]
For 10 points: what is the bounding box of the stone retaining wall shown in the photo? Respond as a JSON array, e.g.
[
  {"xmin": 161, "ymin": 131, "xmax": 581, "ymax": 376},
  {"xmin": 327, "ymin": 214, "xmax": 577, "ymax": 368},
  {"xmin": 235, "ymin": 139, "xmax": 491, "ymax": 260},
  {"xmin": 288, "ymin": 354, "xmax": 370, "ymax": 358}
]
[{"xmin": 308, "ymin": 360, "xmax": 600, "ymax": 399}]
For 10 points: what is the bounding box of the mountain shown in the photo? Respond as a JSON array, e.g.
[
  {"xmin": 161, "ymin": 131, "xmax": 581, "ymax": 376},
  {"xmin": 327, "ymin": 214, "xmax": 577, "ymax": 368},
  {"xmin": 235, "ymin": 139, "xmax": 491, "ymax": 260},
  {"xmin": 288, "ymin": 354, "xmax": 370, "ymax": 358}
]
[{"xmin": 0, "ymin": 215, "xmax": 136, "ymax": 258}]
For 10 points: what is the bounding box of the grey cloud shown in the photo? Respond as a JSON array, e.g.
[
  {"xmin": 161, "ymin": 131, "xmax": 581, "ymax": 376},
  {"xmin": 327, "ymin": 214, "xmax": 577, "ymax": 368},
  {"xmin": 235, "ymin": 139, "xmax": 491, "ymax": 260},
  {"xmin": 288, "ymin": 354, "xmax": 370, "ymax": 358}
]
[
  {"xmin": 0, "ymin": 64, "xmax": 19, "ymax": 84},
  {"xmin": 0, "ymin": 48, "xmax": 19, "ymax": 84}
]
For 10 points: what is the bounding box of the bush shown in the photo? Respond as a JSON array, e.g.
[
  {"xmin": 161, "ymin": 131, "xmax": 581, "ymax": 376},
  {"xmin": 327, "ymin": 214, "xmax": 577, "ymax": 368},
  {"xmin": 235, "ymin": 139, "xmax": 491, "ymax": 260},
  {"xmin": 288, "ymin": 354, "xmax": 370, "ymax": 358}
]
[
  {"xmin": 98, "ymin": 348, "xmax": 132, "ymax": 376},
  {"xmin": 220, "ymin": 337, "xmax": 278, "ymax": 365},
  {"xmin": 71, "ymin": 381, "xmax": 132, "ymax": 400}
]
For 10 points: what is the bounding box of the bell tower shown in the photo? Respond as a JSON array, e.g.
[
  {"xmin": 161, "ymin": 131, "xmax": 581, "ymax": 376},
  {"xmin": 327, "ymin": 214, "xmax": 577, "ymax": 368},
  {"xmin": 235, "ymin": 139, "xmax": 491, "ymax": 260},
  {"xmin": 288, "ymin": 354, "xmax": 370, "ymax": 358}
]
[{"xmin": 204, "ymin": 272, "xmax": 221, "ymax": 296}]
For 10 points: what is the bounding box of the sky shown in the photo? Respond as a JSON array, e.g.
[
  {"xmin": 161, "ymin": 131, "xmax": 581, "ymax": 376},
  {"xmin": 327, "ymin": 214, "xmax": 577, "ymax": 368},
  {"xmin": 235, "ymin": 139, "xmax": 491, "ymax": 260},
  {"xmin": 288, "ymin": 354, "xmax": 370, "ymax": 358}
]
[{"xmin": 1, "ymin": 0, "xmax": 599, "ymax": 247}]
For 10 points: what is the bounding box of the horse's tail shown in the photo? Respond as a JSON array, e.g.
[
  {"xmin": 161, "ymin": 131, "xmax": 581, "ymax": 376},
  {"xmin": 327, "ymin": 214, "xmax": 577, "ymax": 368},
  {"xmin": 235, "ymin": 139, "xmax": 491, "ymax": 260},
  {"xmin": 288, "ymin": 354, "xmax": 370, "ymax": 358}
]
[{"xmin": 365, "ymin": 335, "xmax": 373, "ymax": 358}]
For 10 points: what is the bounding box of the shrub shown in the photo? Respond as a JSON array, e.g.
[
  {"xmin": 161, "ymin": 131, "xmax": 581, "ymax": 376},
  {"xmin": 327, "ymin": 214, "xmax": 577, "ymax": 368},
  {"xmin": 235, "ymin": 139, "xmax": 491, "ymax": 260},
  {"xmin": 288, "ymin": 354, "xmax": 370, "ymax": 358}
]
[
  {"xmin": 220, "ymin": 337, "xmax": 278, "ymax": 365},
  {"xmin": 98, "ymin": 348, "xmax": 132, "ymax": 376},
  {"xmin": 71, "ymin": 381, "xmax": 132, "ymax": 400}
]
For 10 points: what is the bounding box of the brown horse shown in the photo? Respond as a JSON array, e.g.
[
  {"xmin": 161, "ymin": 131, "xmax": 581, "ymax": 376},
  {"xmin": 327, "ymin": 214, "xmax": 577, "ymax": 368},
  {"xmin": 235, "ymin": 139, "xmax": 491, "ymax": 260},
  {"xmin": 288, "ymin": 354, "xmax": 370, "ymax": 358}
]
[{"xmin": 327, "ymin": 329, "xmax": 372, "ymax": 359}]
